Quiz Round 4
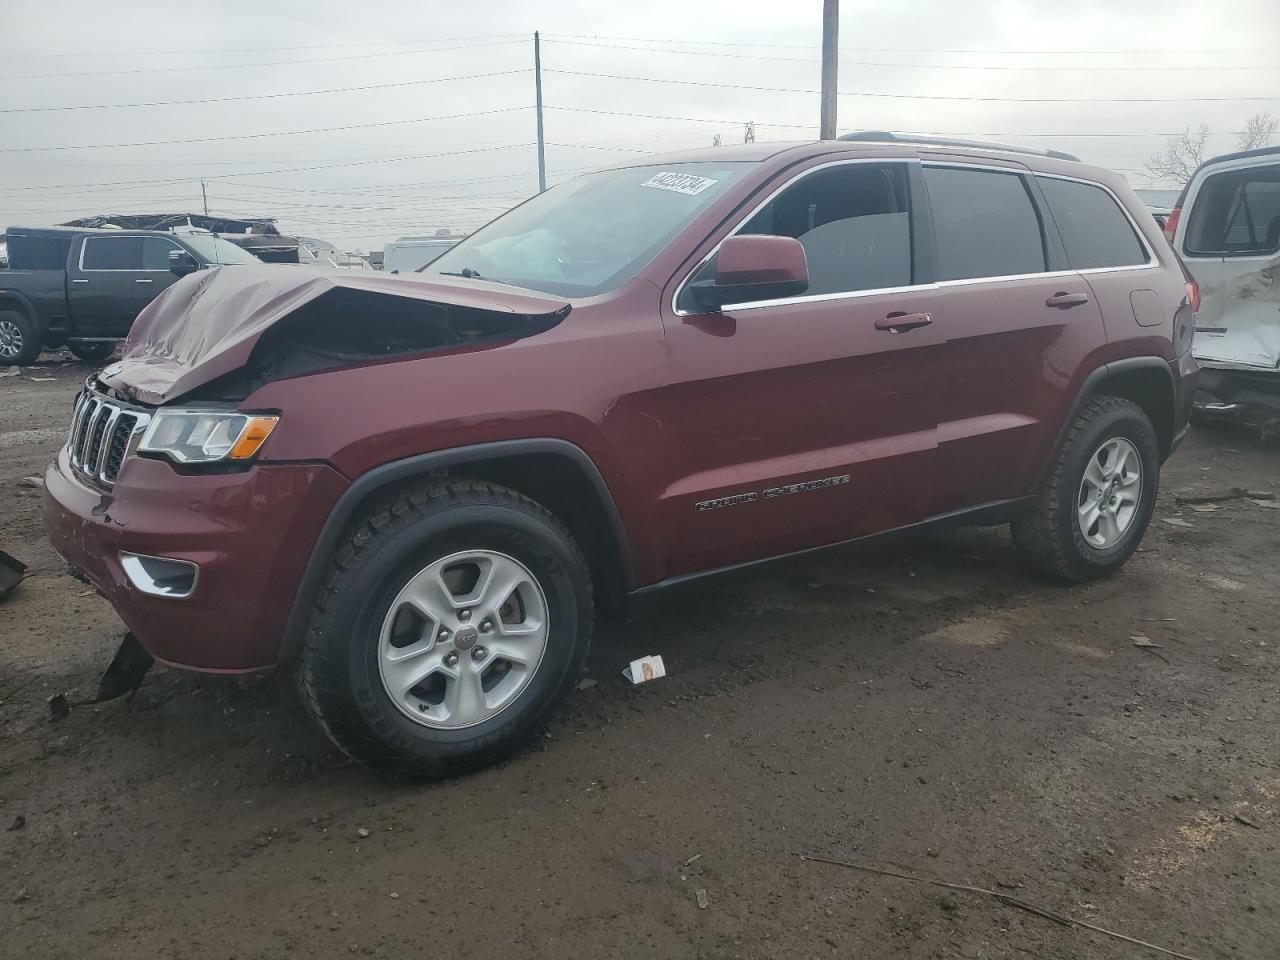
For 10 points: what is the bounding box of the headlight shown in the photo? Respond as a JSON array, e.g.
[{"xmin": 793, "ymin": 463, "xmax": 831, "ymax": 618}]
[{"xmin": 138, "ymin": 410, "xmax": 279, "ymax": 464}]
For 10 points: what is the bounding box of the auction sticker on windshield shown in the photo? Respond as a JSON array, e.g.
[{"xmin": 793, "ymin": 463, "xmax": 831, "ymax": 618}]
[{"xmin": 640, "ymin": 172, "xmax": 720, "ymax": 196}]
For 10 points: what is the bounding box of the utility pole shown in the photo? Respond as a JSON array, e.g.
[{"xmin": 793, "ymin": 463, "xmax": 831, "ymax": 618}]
[
  {"xmin": 820, "ymin": 0, "xmax": 839, "ymax": 139},
  {"xmin": 200, "ymin": 180, "xmax": 209, "ymax": 216},
  {"xmin": 534, "ymin": 32, "xmax": 546, "ymax": 192}
]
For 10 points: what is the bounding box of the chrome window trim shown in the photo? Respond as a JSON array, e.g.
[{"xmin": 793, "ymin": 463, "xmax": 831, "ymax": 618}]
[
  {"xmin": 78, "ymin": 235, "xmax": 181, "ymax": 273},
  {"xmin": 670, "ymin": 157, "xmax": 920, "ymax": 318},
  {"xmin": 1028, "ymin": 168, "xmax": 1157, "ymax": 268}
]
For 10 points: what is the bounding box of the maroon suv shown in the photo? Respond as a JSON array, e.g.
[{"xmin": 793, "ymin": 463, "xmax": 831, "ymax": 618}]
[{"xmin": 44, "ymin": 134, "xmax": 1198, "ymax": 776}]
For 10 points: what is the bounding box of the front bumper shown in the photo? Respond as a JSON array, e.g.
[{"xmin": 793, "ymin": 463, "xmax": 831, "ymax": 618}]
[{"xmin": 43, "ymin": 447, "xmax": 348, "ymax": 672}]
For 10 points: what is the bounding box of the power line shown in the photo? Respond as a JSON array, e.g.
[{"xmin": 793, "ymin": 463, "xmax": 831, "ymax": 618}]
[
  {"xmin": 543, "ymin": 68, "xmax": 1280, "ymax": 103},
  {"xmin": 7, "ymin": 33, "xmax": 527, "ymax": 58},
  {"xmin": 543, "ymin": 33, "xmax": 1271, "ymax": 56},
  {"xmin": 1, "ymin": 39, "xmax": 526, "ymax": 80},
  {"xmin": 544, "ymin": 38, "xmax": 1280, "ymax": 71},
  {"xmin": 1, "ymin": 70, "xmax": 531, "ymax": 114},
  {"xmin": 542, "ymin": 106, "xmax": 1223, "ymax": 137},
  {"xmin": 0, "ymin": 106, "xmax": 533, "ymax": 155}
]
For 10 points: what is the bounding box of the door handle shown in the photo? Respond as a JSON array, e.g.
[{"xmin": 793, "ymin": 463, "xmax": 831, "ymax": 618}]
[
  {"xmin": 1046, "ymin": 291, "xmax": 1089, "ymax": 309},
  {"xmin": 134, "ymin": 278, "xmax": 153, "ymax": 284},
  {"xmin": 71, "ymin": 278, "xmax": 89, "ymax": 284},
  {"xmin": 875, "ymin": 311, "xmax": 933, "ymax": 333}
]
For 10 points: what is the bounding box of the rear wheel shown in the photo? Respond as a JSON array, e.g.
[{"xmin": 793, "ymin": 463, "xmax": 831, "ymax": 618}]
[
  {"xmin": 67, "ymin": 341, "xmax": 115, "ymax": 362},
  {"xmin": 1013, "ymin": 396, "xmax": 1159, "ymax": 582},
  {"xmin": 298, "ymin": 480, "xmax": 593, "ymax": 778},
  {"xmin": 0, "ymin": 310, "xmax": 40, "ymax": 366}
]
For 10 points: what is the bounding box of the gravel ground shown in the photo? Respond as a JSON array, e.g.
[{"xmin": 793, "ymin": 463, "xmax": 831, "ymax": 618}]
[{"xmin": 1, "ymin": 353, "xmax": 1278, "ymax": 959}]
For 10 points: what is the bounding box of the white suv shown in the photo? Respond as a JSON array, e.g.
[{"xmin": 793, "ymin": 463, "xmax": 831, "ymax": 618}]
[{"xmin": 1167, "ymin": 146, "xmax": 1280, "ymax": 429}]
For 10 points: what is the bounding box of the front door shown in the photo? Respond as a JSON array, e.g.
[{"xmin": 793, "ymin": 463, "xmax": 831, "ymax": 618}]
[{"xmin": 657, "ymin": 159, "xmax": 941, "ymax": 577}]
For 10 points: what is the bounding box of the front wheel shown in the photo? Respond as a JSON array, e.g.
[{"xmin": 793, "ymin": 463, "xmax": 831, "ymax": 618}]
[
  {"xmin": 67, "ymin": 341, "xmax": 115, "ymax": 362},
  {"xmin": 1013, "ymin": 396, "xmax": 1159, "ymax": 582},
  {"xmin": 297, "ymin": 480, "xmax": 594, "ymax": 778}
]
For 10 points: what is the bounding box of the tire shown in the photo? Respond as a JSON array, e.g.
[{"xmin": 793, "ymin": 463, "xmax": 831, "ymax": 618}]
[
  {"xmin": 1013, "ymin": 396, "xmax": 1159, "ymax": 583},
  {"xmin": 297, "ymin": 479, "xmax": 594, "ymax": 778},
  {"xmin": 0, "ymin": 309, "xmax": 41, "ymax": 366},
  {"xmin": 67, "ymin": 341, "xmax": 115, "ymax": 362}
]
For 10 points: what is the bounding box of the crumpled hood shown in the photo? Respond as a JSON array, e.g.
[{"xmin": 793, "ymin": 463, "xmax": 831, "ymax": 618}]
[{"xmin": 101, "ymin": 265, "xmax": 571, "ymax": 405}]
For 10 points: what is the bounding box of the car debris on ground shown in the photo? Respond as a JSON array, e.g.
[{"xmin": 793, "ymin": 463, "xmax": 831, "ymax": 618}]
[{"xmin": 623, "ymin": 655, "xmax": 667, "ymax": 685}]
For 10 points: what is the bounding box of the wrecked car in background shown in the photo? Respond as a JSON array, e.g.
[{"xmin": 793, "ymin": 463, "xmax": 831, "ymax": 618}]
[{"xmin": 1167, "ymin": 147, "xmax": 1280, "ymax": 432}]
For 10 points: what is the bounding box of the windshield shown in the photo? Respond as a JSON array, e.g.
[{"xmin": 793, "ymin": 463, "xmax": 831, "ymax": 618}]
[
  {"xmin": 423, "ymin": 162, "xmax": 754, "ymax": 296},
  {"xmin": 180, "ymin": 234, "xmax": 263, "ymax": 265}
]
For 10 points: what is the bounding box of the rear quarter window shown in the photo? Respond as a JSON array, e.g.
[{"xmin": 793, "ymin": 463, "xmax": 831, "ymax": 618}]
[
  {"xmin": 923, "ymin": 167, "xmax": 1046, "ymax": 281},
  {"xmin": 1184, "ymin": 164, "xmax": 1280, "ymax": 257},
  {"xmin": 6, "ymin": 234, "xmax": 72, "ymax": 270},
  {"xmin": 1037, "ymin": 177, "xmax": 1149, "ymax": 270}
]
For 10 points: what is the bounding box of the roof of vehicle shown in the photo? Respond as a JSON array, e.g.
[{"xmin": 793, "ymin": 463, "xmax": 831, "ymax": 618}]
[
  {"xmin": 1189, "ymin": 144, "xmax": 1280, "ymax": 179},
  {"xmin": 5, "ymin": 225, "xmax": 186, "ymax": 238},
  {"xmin": 613, "ymin": 132, "xmax": 1095, "ymax": 175}
]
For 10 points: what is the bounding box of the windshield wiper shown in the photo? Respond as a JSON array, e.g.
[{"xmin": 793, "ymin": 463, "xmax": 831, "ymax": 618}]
[{"xmin": 439, "ymin": 267, "xmax": 493, "ymax": 281}]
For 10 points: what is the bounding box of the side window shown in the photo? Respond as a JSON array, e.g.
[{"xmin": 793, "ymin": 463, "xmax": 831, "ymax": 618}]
[
  {"xmin": 6, "ymin": 234, "xmax": 71, "ymax": 270},
  {"xmin": 924, "ymin": 167, "xmax": 1046, "ymax": 281},
  {"xmin": 81, "ymin": 236, "xmax": 145, "ymax": 270},
  {"xmin": 1037, "ymin": 177, "xmax": 1148, "ymax": 269},
  {"xmin": 1184, "ymin": 165, "xmax": 1280, "ymax": 257},
  {"xmin": 680, "ymin": 162, "xmax": 913, "ymax": 307},
  {"xmin": 142, "ymin": 237, "xmax": 183, "ymax": 270}
]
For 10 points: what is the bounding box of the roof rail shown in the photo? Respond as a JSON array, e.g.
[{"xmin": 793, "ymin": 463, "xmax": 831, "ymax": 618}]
[{"xmin": 838, "ymin": 130, "xmax": 1080, "ymax": 163}]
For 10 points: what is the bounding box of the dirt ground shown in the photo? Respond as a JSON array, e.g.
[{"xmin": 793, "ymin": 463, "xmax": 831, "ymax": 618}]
[{"xmin": 1, "ymin": 352, "xmax": 1278, "ymax": 960}]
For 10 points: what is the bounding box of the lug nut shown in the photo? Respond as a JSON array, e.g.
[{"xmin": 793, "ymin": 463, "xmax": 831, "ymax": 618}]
[
  {"xmin": 458, "ymin": 609, "xmax": 472, "ymax": 622},
  {"xmin": 472, "ymin": 646, "xmax": 487, "ymax": 662},
  {"xmin": 444, "ymin": 652, "xmax": 459, "ymax": 667},
  {"xmin": 480, "ymin": 619, "xmax": 493, "ymax": 633},
  {"xmin": 438, "ymin": 627, "xmax": 451, "ymax": 641}
]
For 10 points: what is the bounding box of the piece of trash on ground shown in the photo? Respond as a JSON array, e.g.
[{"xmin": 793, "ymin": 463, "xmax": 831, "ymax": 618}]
[
  {"xmin": 0, "ymin": 366, "xmax": 19, "ymax": 379},
  {"xmin": 0, "ymin": 549, "xmax": 28, "ymax": 601},
  {"xmin": 683, "ymin": 852, "xmax": 703, "ymax": 867},
  {"xmin": 1175, "ymin": 487, "xmax": 1275, "ymax": 505},
  {"xmin": 575, "ymin": 677, "xmax": 597, "ymax": 691},
  {"xmin": 47, "ymin": 693, "xmax": 69, "ymax": 721},
  {"xmin": 27, "ymin": 376, "xmax": 56, "ymax": 383},
  {"xmin": 623, "ymin": 654, "xmax": 666, "ymax": 685},
  {"xmin": 695, "ymin": 888, "xmax": 709, "ymax": 909},
  {"xmin": 1186, "ymin": 503, "xmax": 1217, "ymax": 513},
  {"xmin": 1130, "ymin": 635, "xmax": 1162, "ymax": 649},
  {"xmin": 17, "ymin": 476, "xmax": 43, "ymax": 489},
  {"xmin": 1161, "ymin": 518, "xmax": 1194, "ymax": 528},
  {"xmin": 1249, "ymin": 498, "xmax": 1280, "ymax": 510}
]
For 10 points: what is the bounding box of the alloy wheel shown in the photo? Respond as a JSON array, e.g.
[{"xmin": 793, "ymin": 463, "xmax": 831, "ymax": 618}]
[
  {"xmin": 1077, "ymin": 437, "xmax": 1142, "ymax": 549},
  {"xmin": 377, "ymin": 549, "xmax": 550, "ymax": 729},
  {"xmin": 0, "ymin": 319, "xmax": 23, "ymax": 360}
]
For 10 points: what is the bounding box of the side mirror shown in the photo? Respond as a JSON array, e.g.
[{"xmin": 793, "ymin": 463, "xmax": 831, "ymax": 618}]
[
  {"xmin": 169, "ymin": 250, "xmax": 200, "ymax": 276},
  {"xmin": 689, "ymin": 234, "xmax": 808, "ymax": 311}
]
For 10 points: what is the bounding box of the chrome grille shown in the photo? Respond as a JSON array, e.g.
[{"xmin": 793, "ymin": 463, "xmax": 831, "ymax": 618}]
[{"xmin": 66, "ymin": 385, "xmax": 152, "ymax": 487}]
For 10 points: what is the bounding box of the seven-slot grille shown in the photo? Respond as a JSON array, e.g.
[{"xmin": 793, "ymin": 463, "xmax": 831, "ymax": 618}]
[{"xmin": 66, "ymin": 385, "xmax": 152, "ymax": 487}]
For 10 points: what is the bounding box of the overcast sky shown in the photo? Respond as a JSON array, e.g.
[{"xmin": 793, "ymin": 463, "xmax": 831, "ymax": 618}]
[{"xmin": 2, "ymin": 0, "xmax": 1277, "ymax": 252}]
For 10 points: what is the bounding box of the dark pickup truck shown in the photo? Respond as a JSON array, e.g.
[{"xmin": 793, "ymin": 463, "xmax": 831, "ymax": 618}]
[{"xmin": 0, "ymin": 226, "xmax": 259, "ymax": 364}]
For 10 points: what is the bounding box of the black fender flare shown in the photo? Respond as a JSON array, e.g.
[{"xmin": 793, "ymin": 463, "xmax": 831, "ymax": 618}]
[
  {"xmin": 1049, "ymin": 356, "xmax": 1177, "ymax": 468},
  {"xmin": 278, "ymin": 438, "xmax": 632, "ymax": 665}
]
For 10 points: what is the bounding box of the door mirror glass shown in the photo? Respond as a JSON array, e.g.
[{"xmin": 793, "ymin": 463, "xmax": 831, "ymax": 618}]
[
  {"xmin": 168, "ymin": 250, "xmax": 200, "ymax": 276},
  {"xmin": 689, "ymin": 235, "xmax": 809, "ymax": 310}
]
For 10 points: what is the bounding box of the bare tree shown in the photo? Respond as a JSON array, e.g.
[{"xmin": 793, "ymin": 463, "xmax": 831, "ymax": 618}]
[
  {"xmin": 1237, "ymin": 111, "xmax": 1278, "ymax": 151},
  {"xmin": 1145, "ymin": 123, "xmax": 1212, "ymax": 185}
]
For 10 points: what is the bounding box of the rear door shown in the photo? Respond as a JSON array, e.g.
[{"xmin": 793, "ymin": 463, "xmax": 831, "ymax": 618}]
[
  {"xmin": 658, "ymin": 158, "xmax": 943, "ymax": 576},
  {"xmin": 920, "ymin": 161, "xmax": 1108, "ymax": 514},
  {"xmin": 69, "ymin": 235, "xmax": 175, "ymax": 337}
]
